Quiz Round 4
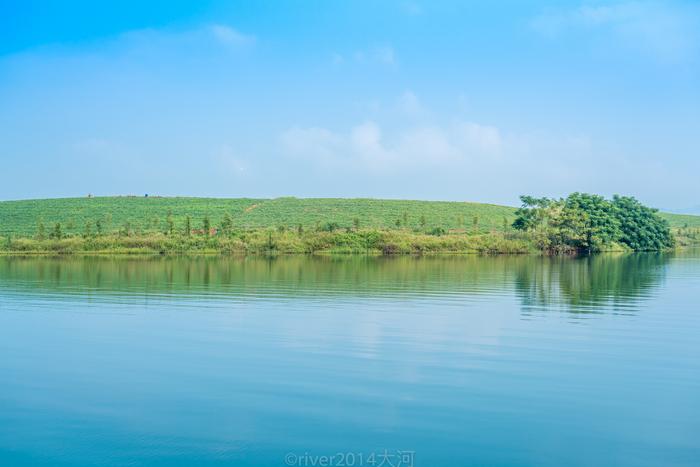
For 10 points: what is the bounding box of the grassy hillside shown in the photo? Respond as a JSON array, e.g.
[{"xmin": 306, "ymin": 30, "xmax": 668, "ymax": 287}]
[
  {"xmin": 660, "ymin": 212, "xmax": 700, "ymax": 229},
  {"xmin": 0, "ymin": 196, "xmax": 697, "ymax": 238},
  {"xmin": 0, "ymin": 196, "xmax": 518, "ymax": 237}
]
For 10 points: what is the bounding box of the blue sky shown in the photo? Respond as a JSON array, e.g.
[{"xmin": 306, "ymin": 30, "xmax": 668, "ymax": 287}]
[{"xmin": 1, "ymin": 0, "xmax": 699, "ymax": 208}]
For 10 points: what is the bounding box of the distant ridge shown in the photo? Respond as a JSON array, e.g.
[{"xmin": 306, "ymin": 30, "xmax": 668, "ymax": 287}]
[
  {"xmin": 664, "ymin": 206, "xmax": 700, "ymax": 216},
  {"xmin": 0, "ymin": 196, "xmax": 698, "ymax": 237}
]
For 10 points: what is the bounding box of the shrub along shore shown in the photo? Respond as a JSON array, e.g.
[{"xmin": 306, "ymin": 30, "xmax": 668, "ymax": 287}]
[
  {"xmin": 1, "ymin": 229, "xmax": 535, "ymax": 255},
  {"xmin": 0, "ymin": 194, "xmax": 697, "ymax": 255}
]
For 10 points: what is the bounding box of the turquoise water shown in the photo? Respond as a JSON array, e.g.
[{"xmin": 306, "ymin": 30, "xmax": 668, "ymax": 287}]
[{"xmin": 0, "ymin": 253, "xmax": 699, "ymax": 466}]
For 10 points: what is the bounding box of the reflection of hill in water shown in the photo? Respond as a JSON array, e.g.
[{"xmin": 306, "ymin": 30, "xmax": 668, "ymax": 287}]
[
  {"xmin": 514, "ymin": 253, "xmax": 670, "ymax": 313},
  {"xmin": 0, "ymin": 256, "xmax": 527, "ymax": 298},
  {"xmin": 0, "ymin": 254, "xmax": 670, "ymax": 311}
]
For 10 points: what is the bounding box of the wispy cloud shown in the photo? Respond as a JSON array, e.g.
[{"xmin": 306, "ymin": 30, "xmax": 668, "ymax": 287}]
[
  {"xmin": 209, "ymin": 24, "xmax": 256, "ymax": 48},
  {"xmin": 280, "ymin": 117, "xmax": 503, "ymax": 172},
  {"xmin": 401, "ymin": 2, "xmax": 423, "ymax": 16},
  {"xmin": 213, "ymin": 144, "xmax": 250, "ymax": 175},
  {"xmin": 1, "ymin": 22, "xmax": 257, "ymax": 66},
  {"xmin": 372, "ymin": 45, "xmax": 396, "ymax": 65},
  {"xmin": 276, "ymin": 91, "xmax": 647, "ymax": 201},
  {"xmin": 531, "ymin": 1, "xmax": 700, "ymax": 62},
  {"xmin": 397, "ymin": 91, "xmax": 424, "ymax": 117},
  {"xmin": 332, "ymin": 45, "xmax": 397, "ymax": 67}
]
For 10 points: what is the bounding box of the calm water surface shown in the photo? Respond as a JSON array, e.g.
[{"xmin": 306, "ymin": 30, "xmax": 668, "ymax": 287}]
[{"xmin": 1, "ymin": 253, "xmax": 699, "ymax": 466}]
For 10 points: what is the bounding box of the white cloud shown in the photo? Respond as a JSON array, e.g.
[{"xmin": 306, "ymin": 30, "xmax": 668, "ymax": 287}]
[
  {"xmin": 531, "ymin": 1, "xmax": 700, "ymax": 62},
  {"xmin": 281, "ymin": 119, "xmax": 502, "ymax": 173},
  {"xmin": 209, "ymin": 24, "xmax": 256, "ymax": 48},
  {"xmin": 373, "ymin": 46, "xmax": 396, "ymax": 65},
  {"xmin": 277, "ymin": 92, "xmax": 618, "ymax": 204},
  {"xmin": 280, "ymin": 126, "xmax": 343, "ymax": 163},
  {"xmin": 398, "ymin": 126, "xmax": 458, "ymax": 163},
  {"xmin": 333, "ymin": 45, "xmax": 397, "ymax": 67},
  {"xmin": 4, "ymin": 23, "xmax": 257, "ymax": 64},
  {"xmin": 331, "ymin": 52, "xmax": 344, "ymax": 65},
  {"xmin": 397, "ymin": 91, "xmax": 424, "ymax": 117},
  {"xmin": 214, "ymin": 145, "xmax": 249, "ymax": 175},
  {"xmin": 401, "ymin": 2, "xmax": 423, "ymax": 16},
  {"xmin": 351, "ymin": 121, "xmax": 397, "ymax": 169},
  {"xmin": 453, "ymin": 122, "xmax": 502, "ymax": 154}
]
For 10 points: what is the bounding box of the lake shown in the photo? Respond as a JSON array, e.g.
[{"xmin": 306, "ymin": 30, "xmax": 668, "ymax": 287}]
[{"xmin": 1, "ymin": 253, "xmax": 699, "ymax": 466}]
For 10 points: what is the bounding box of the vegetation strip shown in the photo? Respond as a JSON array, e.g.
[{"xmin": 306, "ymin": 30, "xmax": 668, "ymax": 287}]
[{"xmin": 1, "ymin": 195, "xmax": 698, "ymax": 255}]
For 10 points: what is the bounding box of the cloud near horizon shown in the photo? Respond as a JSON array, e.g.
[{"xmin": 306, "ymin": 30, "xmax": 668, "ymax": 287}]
[
  {"xmin": 281, "ymin": 119, "xmax": 502, "ymax": 172},
  {"xmin": 1, "ymin": 2, "xmax": 698, "ymax": 207},
  {"xmin": 531, "ymin": 1, "xmax": 700, "ymax": 62}
]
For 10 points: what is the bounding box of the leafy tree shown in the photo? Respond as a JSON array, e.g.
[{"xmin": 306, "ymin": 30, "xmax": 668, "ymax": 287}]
[
  {"xmin": 358, "ymin": 230, "xmax": 382, "ymax": 251},
  {"xmin": 612, "ymin": 196, "xmax": 673, "ymax": 250},
  {"xmin": 561, "ymin": 192, "xmax": 621, "ymax": 251},
  {"xmin": 512, "ymin": 196, "xmax": 553, "ymax": 231},
  {"xmin": 457, "ymin": 214, "xmax": 465, "ymax": 228},
  {"xmin": 319, "ymin": 222, "xmax": 340, "ymax": 232},
  {"xmin": 120, "ymin": 222, "xmax": 131, "ymax": 237},
  {"xmin": 353, "ymin": 218, "xmax": 360, "ymax": 230},
  {"xmin": 266, "ymin": 230, "xmax": 276, "ymax": 252},
  {"xmin": 472, "ymin": 215, "xmax": 479, "ymax": 232},
  {"xmin": 96, "ymin": 219, "xmax": 104, "ymax": 236},
  {"xmin": 220, "ymin": 213, "xmax": 233, "ymax": 236},
  {"xmin": 513, "ymin": 193, "xmax": 672, "ymax": 253},
  {"xmin": 35, "ymin": 221, "xmax": 46, "ymax": 240},
  {"xmin": 83, "ymin": 221, "xmax": 93, "ymax": 238},
  {"xmin": 165, "ymin": 211, "xmax": 175, "ymax": 236},
  {"xmin": 184, "ymin": 216, "xmax": 192, "ymax": 236},
  {"xmin": 419, "ymin": 215, "xmax": 427, "ymax": 229},
  {"xmin": 203, "ymin": 216, "xmax": 211, "ymax": 236},
  {"xmin": 51, "ymin": 223, "xmax": 63, "ymax": 240}
]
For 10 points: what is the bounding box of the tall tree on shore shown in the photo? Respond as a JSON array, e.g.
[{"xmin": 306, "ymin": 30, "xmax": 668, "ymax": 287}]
[
  {"xmin": 51, "ymin": 223, "xmax": 63, "ymax": 240},
  {"xmin": 184, "ymin": 216, "xmax": 191, "ymax": 237},
  {"xmin": 35, "ymin": 221, "xmax": 46, "ymax": 240},
  {"xmin": 203, "ymin": 216, "xmax": 211, "ymax": 236},
  {"xmin": 165, "ymin": 211, "xmax": 175, "ymax": 236},
  {"xmin": 220, "ymin": 213, "xmax": 233, "ymax": 236}
]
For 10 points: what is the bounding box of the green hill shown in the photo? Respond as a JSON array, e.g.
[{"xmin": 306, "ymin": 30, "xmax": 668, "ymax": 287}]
[
  {"xmin": 0, "ymin": 196, "xmax": 519, "ymax": 237},
  {"xmin": 660, "ymin": 212, "xmax": 700, "ymax": 229},
  {"xmin": 0, "ymin": 196, "xmax": 698, "ymax": 238},
  {"xmin": 1, "ymin": 196, "xmax": 698, "ymax": 255}
]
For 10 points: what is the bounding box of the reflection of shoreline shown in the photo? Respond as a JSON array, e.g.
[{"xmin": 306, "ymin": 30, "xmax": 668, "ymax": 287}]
[
  {"xmin": 514, "ymin": 253, "xmax": 670, "ymax": 313},
  {"xmin": 0, "ymin": 254, "xmax": 670, "ymax": 313},
  {"xmin": 0, "ymin": 255, "xmax": 531, "ymax": 297}
]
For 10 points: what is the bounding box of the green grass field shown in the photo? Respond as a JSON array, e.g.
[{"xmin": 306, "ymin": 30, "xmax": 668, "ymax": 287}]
[
  {"xmin": 0, "ymin": 196, "xmax": 520, "ymax": 237},
  {"xmin": 1, "ymin": 196, "xmax": 698, "ymax": 255},
  {"xmin": 0, "ymin": 196, "xmax": 698, "ymax": 238}
]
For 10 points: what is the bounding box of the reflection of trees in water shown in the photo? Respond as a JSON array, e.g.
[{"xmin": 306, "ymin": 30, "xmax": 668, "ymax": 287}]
[
  {"xmin": 0, "ymin": 254, "xmax": 670, "ymax": 310},
  {"xmin": 514, "ymin": 253, "xmax": 670, "ymax": 313},
  {"xmin": 0, "ymin": 256, "xmax": 529, "ymax": 298}
]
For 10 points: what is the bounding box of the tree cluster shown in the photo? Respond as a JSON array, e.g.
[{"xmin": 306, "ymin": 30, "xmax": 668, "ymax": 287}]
[{"xmin": 512, "ymin": 193, "xmax": 673, "ymax": 253}]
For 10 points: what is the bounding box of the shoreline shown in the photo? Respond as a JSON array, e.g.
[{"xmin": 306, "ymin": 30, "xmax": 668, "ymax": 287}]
[{"xmin": 2, "ymin": 239, "xmax": 687, "ymax": 258}]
